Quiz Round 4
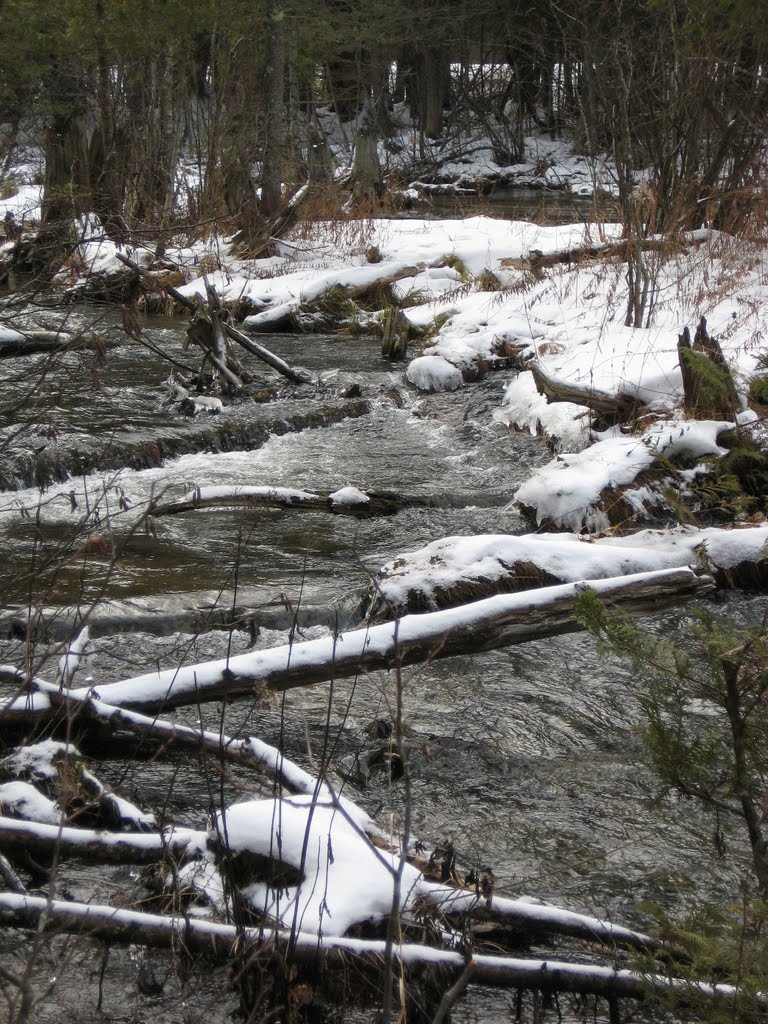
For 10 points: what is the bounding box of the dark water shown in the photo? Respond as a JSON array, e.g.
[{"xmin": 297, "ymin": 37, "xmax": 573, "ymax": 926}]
[
  {"xmin": 0, "ymin": 309, "xmax": 761, "ymax": 1022},
  {"xmin": 406, "ymin": 186, "xmax": 617, "ymax": 226}
]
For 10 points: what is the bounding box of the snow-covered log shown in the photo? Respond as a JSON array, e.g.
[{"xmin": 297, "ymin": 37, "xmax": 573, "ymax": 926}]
[
  {"xmin": 0, "ymin": 894, "xmax": 749, "ymax": 1006},
  {"xmin": 0, "ymin": 324, "xmax": 75, "ymax": 357},
  {"xmin": 363, "ymin": 525, "xmax": 768, "ymax": 618},
  {"xmin": 530, "ymin": 362, "xmax": 646, "ymax": 421},
  {"xmin": 36, "ymin": 568, "xmax": 714, "ymax": 714},
  {"xmin": 242, "ymin": 263, "xmax": 425, "ymax": 333},
  {"xmin": 0, "ymin": 816, "xmax": 196, "ymax": 863},
  {"xmin": 150, "ymin": 484, "xmax": 426, "ymax": 519},
  {"xmin": 0, "ymin": 695, "xmax": 672, "ymax": 957}
]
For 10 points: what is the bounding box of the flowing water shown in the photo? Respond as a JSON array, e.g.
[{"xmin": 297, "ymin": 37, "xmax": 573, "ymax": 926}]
[{"xmin": 1, "ymin": 298, "xmax": 765, "ymax": 1022}]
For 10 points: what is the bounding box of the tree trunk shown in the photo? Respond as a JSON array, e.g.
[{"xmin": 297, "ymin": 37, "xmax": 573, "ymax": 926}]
[
  {"xmin": 45, "ymin": 568, "xmax": 714, "ymax": 714},
  {"xmin": 260, "ymin": 0, "xmax": 286, "ymax": 218},
  {"xmin": 0, "ymin": 894, "xmax": 743, "ymax": 1006},
  {"xmin": 420, "ymin": 47, "xmax": 449, "ymax": 140},
  {"xmin": 352, "ymin": 96, "xmax": 382, "ymax": 202}
]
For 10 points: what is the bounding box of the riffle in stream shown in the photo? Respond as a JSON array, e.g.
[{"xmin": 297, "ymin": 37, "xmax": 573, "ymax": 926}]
[{"xmin": 0, "ymin": 310, "xmax": 764, "ymax": 1022}]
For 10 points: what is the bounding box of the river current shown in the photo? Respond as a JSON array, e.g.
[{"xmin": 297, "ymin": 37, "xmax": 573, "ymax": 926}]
[{"xmin": 0, "ymin": 291, "xmax": 764, "ymax": 1022}]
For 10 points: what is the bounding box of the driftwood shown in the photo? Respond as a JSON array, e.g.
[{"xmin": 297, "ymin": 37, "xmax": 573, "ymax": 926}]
[
  {"xmin": 113, "ymin": 252, "xmax": 311, "ymax": 385},
  {"xmin": 150, "ymin": 485, "xmax": 429, "ymax": 519},
  {"xmin": 530, "ymin": 363, "xmax": 646, "ymax": 421},
  {"xmin": 0, "ymin": 894, "xmax": 745, "ymax": 1006},
  {"xmin": 5, "ymin": 568, "xmax": 709, "ymax": 715}
]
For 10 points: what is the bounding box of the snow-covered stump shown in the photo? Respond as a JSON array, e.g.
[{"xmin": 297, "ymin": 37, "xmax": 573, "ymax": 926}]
[{"xmin": 513, "ymin": 420, "xmax": 734, "ymax": 534}]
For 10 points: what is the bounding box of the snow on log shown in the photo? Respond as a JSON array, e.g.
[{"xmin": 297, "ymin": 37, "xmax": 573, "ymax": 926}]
[
  {"xmin": 0, "ymin": 692, "xmax": 671, "ymax": 956},
  {"xmin": 43, "ymin": 568, "xmax": 714, "ymax": 713},
  {"xmin": 0, "ymin": 816, "xmax": 197, "ymax": 863},
  {"xmin": 0, "ymin": 894, "xmax": 749, "ymax": 1005},
  {"xmin": 530, "ymin": 362, "xmax": 646, "ymax": 421},
  {"xmin": 241, "ymin": 262, "xmax": 426, "ymax": 333},
  {"xmin": 363, "ymin": 524, "xmax": 768, "ymax": 618},
  {"xmin": 0, "ymin": 324, "xmax": 76, "ymax": 357},
  {"xmin": 421, "ymin": 883, "xmax": 661, "ymax": 951},
  {"xmin": 150, "ymin": 484, "xmax": 425, "ymax": 518},
  {"xmin": 39, "ymin": 689, "xmax": 372, "ymax": 829}
]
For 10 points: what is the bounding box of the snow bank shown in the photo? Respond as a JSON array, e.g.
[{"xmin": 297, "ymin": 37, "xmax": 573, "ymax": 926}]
[
  {"xmin": 368, "ymin": 525, "xmax": 768, "ymax": 614},
  {"xmin": 515, "ymin": 419, "xmax": 732, "ymax": 531}
]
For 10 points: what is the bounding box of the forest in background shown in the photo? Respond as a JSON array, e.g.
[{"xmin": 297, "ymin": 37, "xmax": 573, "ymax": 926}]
[{"xmin": 2, "ymin": 0, "xmax": 768, "ymax": 255}]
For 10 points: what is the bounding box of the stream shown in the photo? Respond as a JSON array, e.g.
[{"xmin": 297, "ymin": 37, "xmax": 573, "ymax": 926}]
[{"xmin": 1, "ymin": 275, "xmax": 765, "ymax": 1022}]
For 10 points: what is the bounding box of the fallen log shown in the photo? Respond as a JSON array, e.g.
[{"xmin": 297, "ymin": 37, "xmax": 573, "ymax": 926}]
[
  {"xmin": 0, "ymin": 894, "xmax": 747, "ymax": 1006},
  {"xmin": 0, "ymin": 817, "xmax": 195, "ymax": 864},
  {"xmin": 0, "ymin": 691, "xmax": 673, "ymax": 958},
  {"xmin": 50, "ymin": 568, "xmax": 712, "ymax": 713},
  {"xmin": 113, "ymin": 253, "xmax": 311, "ymax": 385},
  {"xmin": 530, "ymin": 363, "xmax": 646, "ymax": 422},
  {"xmin": 362, "ymin": 525, "xmax": 768, "ymax": 619},
  {"xmin": 242, "ymin": 262, "xmax": 432, "ymax": 334},
  {"xmin": 0, "ymin": 324, "xmax": 75, "ymax": 358},
  {"xmin": 150, "ymin": 484, "xmax": 429, "ymax": 519}
]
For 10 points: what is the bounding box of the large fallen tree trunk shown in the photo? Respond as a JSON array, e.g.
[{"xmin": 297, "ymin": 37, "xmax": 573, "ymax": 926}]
[
  {"xmin": 39, "ymin": 568, "xmax": 713, "ymax": 713},
  {"xmin": 0, "ymin": 894, "xmax": 746, "ymax": 1006}
]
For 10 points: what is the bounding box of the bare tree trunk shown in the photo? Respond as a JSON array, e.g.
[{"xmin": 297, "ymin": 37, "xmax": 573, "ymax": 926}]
[
  {"xmin": 420, "ymin": 46, "xmax": 449, "ymax": 140},
  {"xmin": 352, "ymin": 95, "xmax": 382, "ymax": 201},
  {"xmin": 260, "ymin": 0, "xmax": 286, "ymax": 218},
  {"xmin": 30, "ymin": 568, "xmax": 713, "ymax": 715}
]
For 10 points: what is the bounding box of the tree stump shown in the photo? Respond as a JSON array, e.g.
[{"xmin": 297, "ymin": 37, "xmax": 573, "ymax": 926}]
[{"xmin": 678, "ymin": 316, "xmax": 738, "ymax": 419}]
